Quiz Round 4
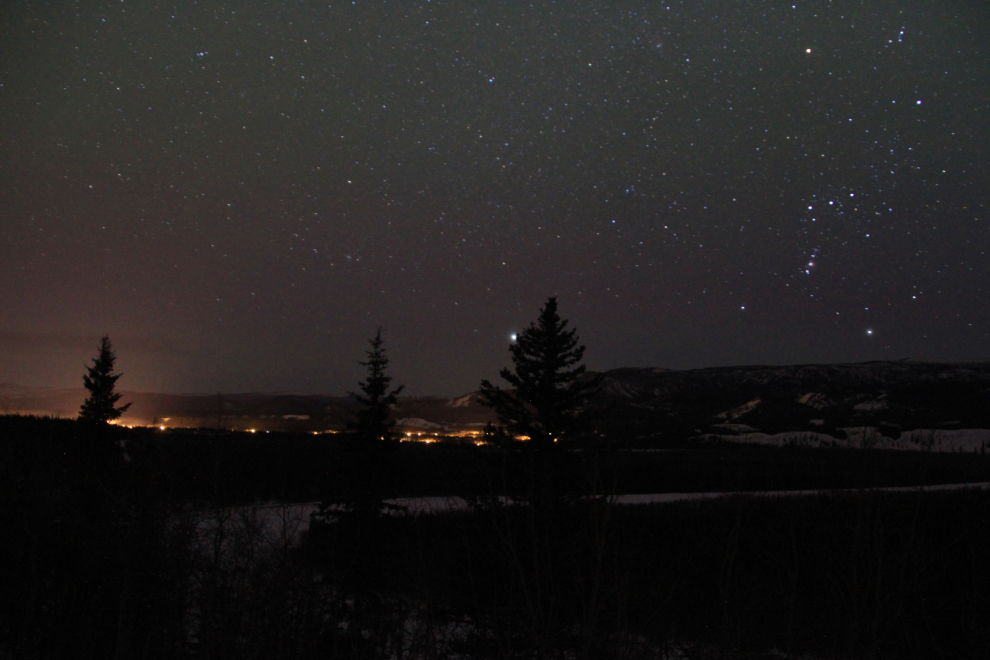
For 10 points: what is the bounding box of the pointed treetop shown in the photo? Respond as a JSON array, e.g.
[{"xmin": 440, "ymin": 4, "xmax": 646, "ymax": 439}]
[
  {"xmin": 480, "ymin": 296, "xmax": 602, "ymax": 447},
  {"xmin": 349, "ymin": 328, "xmax": 405, "ymax": 442},
  {"xmin": 79, "ymin": 335, "xmax": 132, "ymax": 425}
]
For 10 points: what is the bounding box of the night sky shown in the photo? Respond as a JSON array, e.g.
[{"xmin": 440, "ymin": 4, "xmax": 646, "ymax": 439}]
[{"xmin": 2, "ymin": 1, "xmax": 988, "ymax": 396}]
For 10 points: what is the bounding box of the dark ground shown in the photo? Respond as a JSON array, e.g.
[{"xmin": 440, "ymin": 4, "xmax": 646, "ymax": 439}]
[{"xmin": 3, "ymin": 414, "xmax": 990, "ymax": 659}]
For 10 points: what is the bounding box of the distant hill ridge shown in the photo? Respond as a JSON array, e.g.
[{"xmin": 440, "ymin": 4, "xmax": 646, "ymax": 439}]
[
  {"xmin": 0, "ymin": 383, "xmax": 496, "ymax": 432},
  {"xmin": 594, "ymin": 360, "xmax": 990, "ymax": 444},
  {"xmin": 3, "ymin": 360, "xmax": 989, "ymax": 437}
]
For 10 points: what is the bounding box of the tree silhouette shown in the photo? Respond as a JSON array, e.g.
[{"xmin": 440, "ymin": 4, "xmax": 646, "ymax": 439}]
[
  {"xmin": 480, "ymin": 296, "xmax": 602, "ymax": 449},
  {"xmin": 479, "ymin": 297, "xmax": 605, "ymax": 645},
  {"xmin": 349, "ymin": 328, "xmax": 404, "ymax": 444},
  {"xmin": 317, "ymin": 328, "xmax": 405, "ymax": 523},
  {"xmin": 79, "ymin": 335, "xmax": 131, "ymax": 424}
]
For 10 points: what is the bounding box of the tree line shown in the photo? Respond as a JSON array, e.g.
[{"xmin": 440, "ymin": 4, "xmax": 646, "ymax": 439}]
[
  {"xmin": 83, "ymin": 297, "xmax": 598, "ymax": 440},
  {"xmin": 7, "ymin": 298, "xmax": 990, "ymax": 658},
  {"xmin": 83, "ymin": 297, "xmax": 602, "ymax": 508}
]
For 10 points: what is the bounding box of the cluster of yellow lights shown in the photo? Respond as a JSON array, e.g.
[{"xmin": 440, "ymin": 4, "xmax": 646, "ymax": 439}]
[
  {"xmin": 107, "ymin": 418, "xmax": 173, "ymax": 430},
  {"xmin": 100, "ymin": 423, "xmax": 355, "ymax": 434},
  {"xmin": 101, "ymin": 422, "xmax": 507, "ymax": 444},
  {"xmin": 400, "ymin": 431, "xmax": 492, "ymax": 447},
  {"xmin": 403, "ymin": 432, "xmax": 437, "ymax": 443},
  {"xmin": 446, "ymin": 429, "xmax": 483, "ymax": 438},
  {"xmin": 98, "ymin": 422, "xmax": 495, "ymax": 449}
]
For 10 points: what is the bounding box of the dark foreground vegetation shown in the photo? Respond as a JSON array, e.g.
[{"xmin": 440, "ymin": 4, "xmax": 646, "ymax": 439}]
[
  {"xmin": 6, "ymin": 419, "xmax": 986, "ymax": 506},
  {"xmin": 3, "ymin": 414, "xmax": 990, "ymax": 659}
]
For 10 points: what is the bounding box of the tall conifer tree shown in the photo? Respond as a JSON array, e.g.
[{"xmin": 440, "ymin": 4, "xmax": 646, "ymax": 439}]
[
  {"xmin": 349, "ymin": 328, "xmax": 404, "ymax": 444},
  {"xmin": 480, "ymin": 297, "xmax": 601, "ymax": 448},
  {"xmin": 79, "ymin": 335, "xmax": 131, "ymax": 424}
]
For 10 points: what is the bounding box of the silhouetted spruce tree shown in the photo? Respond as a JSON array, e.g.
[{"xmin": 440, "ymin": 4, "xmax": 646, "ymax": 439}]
[
  {"xmin": 480, "ymin": 297, "xmax": 602, "ymax": 450},
  {"xmin": 479, "ymin": 298, "xmax": 605, "ymax": 652},
  {"xmin": 321, "ymin": 328, "xmax": 404, "ymax": 522},
  {"xmin": 349, "ymin": 328, "xmax": 405, "ymax": 445},
  {"xmin": 79, "ymin": 335, "xmax": 131, "ymax": 424},
  {"xmin": 312, "ymin": 329, "xmax": 405, "ymax": 617}
]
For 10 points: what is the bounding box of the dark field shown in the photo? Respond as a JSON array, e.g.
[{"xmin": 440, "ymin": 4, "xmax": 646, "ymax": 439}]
[
  {"xmin": 3, "ymin": 414, "xmax": 990, "ymax": 658},
  {"xmin": 5, "ymin": 415, "xmax": 987, "ymax": 503}
]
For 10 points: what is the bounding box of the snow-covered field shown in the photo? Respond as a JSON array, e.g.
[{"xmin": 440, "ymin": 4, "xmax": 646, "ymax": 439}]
[
  {"xmin": 180, "ymin": 481, "xmax": 990, "ymax": 660},
  {"xmin": 184, "ymin": 421, "xmax": 990, "ymax": 555},
  {"xmin": 188, "ymin": 481, "xmax": 990, "ymax": 552},
  {"xmin": 702, "ymin": 427, "xmax": 990, "ymax": 452}
]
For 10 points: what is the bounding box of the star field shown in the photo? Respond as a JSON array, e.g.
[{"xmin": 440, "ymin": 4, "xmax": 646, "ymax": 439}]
[{"xmin": 1, "ymin": 1, "xmax": 988, "ymax": 395}]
